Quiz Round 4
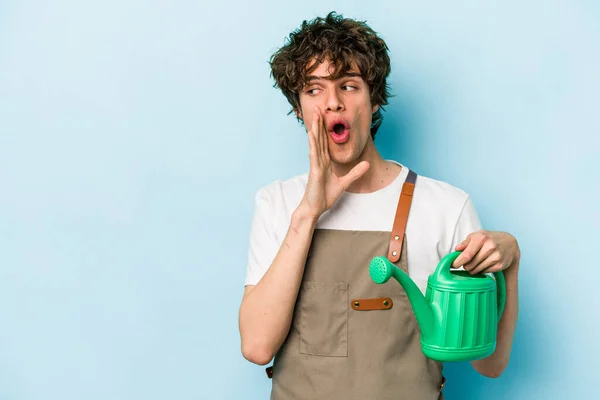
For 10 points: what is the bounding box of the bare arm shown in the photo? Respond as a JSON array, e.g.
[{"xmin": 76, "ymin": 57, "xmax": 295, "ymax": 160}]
[
  {"xmin": 238, "ymin": 208, "xmax": 317, "ymax": 365},
  {"xmin": 453, "ymin": 230, "xmax": 520, "ymax": 378},
  {"xmin": 471, "ymin": 257, "xmax": 519, "ymax": 377},
  {"xmin": 238, "ymin": 106, "xmax": 369, "ymax": 365}
]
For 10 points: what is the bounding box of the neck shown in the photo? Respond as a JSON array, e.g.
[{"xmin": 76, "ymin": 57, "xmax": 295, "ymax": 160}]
[{"xmin": 332, "ymin": 139, "xmax": 402, "ymax": 194}]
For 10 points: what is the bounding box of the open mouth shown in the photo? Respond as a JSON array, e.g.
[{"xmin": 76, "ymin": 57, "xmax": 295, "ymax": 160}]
[
  {"xmin": 333, "ymin": 123, "xmax": 346, "ymax": 135},
  {"xmin": 328, "ymin": 119, "xmax": 350, "ymax": 144}
]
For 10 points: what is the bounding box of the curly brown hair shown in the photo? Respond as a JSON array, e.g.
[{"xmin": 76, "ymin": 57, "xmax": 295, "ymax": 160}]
[{"xmin": 269, "ymin": 12, "xmax": 391, "ymax": 139}]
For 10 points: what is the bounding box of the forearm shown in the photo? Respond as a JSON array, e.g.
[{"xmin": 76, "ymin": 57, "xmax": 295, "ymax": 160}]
[
  {"xmin": 471, "ymin": 258, "xmax": 519, "ymax": 377},
  {"xmin": 239, "ymin": 207, "xmax": 317, "ymax": 365}
]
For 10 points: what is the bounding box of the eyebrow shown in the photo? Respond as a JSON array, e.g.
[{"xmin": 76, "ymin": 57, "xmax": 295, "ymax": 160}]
[{"xmin": 305, "ymin": 72, "xmax": 362, "ymax": 82}]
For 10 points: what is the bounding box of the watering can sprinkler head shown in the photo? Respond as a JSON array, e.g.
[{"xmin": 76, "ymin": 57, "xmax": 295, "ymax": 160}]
[{"xmin": 369, "ymin": 256, "xmax": 394, "ymax": 284}]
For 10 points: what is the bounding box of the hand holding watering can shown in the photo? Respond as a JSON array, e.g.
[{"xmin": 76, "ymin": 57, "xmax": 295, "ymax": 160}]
[{"xmin": 370, "ymin": 231, "xmax": 517, "ymax": 362}]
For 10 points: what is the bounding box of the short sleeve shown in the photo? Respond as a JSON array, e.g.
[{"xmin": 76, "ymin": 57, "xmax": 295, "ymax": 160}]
[
  {"xmin": 244, "ymin": 190, "xmax": 280, "ymax": 286},
  {"xmin": 450, "ymin": 196, "xmax": 484, "ymax": 252}
]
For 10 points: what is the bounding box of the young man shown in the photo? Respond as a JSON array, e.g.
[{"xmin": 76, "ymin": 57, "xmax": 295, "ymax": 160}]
[{"xmin": 238, "ymin": 12, "xmax": 520, "ymax": 399}]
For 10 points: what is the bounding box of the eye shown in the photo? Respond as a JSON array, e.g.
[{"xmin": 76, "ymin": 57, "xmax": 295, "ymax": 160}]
[
  {"xmin": 306, "ymin": 88, "xmax": 321, "ymax": 95},
  {"xmin": 342, "ymin": 85, "xmax": 358, "ymax": 91}
]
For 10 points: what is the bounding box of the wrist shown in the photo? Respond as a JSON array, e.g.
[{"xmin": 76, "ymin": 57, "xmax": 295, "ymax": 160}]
[{"xmin": 292, "ymin": 205, "xmax": 320, "ymax": 227}]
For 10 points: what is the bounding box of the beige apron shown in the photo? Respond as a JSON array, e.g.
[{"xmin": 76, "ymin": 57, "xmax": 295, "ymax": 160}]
[{"xmin": 267, "ymin": 170, "xmax": 446, "ymax": 400}]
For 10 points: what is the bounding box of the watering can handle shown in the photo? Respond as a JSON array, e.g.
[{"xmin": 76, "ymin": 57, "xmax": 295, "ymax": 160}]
[
  {"xmin": 436, "ymin": 251, "xmax": 506, "ymax": 321},
  {"xmin": 493, "ymin": 271, "xmax": 506, "ymax": 322}
]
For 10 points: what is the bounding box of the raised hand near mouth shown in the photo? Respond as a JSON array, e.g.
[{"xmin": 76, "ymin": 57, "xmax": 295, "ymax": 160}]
[{"xmin": 297, "ymin": 106, "xmax": 370, "ymax": 220}]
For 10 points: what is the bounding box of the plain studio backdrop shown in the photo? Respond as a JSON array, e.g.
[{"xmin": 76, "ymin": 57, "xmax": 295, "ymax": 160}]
[{"xmin": 1, "ymin": 0, "xmax": 598, "ymax": 399}]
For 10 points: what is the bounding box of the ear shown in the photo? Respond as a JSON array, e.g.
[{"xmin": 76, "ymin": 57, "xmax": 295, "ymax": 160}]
[
  {"xmin": 294, "ymin": 108, "xmax": 303, "ymax": 120},
  {"xmin": 372, "ymin": 104, "xmax": 380, "ymax": 114}
]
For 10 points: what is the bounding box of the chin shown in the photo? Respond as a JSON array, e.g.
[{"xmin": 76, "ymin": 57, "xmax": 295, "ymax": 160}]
[
  {"xmin": 330, "ymin": 151, "xmax": 359, "ymax": 166},
  {"xmin": 332, "ymin": 141, "xmax": 368, "ymax": 164}
]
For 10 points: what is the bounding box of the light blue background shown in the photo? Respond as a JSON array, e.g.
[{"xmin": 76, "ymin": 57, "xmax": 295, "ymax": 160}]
[{"xmin": 1, "ymin": 1, "xmax": 598, "ymax": 399}]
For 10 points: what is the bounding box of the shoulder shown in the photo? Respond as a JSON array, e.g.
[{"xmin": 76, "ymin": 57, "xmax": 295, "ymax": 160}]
[
  {"xmin": 414, "ymin": 173, "xmax": 471, "ymax": 206},
  {"xmin": 254, "ymin": 172, "xmax": 308, "ymax": 201},
  {"xmin": 408, "ymin": 171, "xmax": 476, "ymax": 225},
  {"xmin": 252, "ymin": 172, "xmax": 308, "ymax": 215}
]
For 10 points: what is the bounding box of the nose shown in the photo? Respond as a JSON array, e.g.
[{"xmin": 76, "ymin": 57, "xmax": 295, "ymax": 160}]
[{"xmin": 325, "ymin": 89, "xmax": 344, "ymax": 112}]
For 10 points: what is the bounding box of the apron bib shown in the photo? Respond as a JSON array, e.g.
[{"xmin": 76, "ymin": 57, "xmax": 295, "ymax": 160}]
[{"xmin": 268, "ymin": 170, "xmax": 446, "ymax": 400}]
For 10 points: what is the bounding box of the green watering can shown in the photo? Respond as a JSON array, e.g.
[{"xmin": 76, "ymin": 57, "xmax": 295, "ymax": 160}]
[{"xmin": 369, "ymin": 251, "xmax": 506, "ymax": 362}]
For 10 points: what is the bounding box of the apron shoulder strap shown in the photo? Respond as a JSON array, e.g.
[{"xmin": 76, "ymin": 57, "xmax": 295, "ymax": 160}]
[{"xmin": 387, "ymin": 169, "xmax": 417, "ymax": 263}]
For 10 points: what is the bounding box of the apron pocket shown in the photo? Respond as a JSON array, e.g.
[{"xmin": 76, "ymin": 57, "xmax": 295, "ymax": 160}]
[{"xmin": 299, "ymin": 281, "xmax": 349, "ymax": 357}]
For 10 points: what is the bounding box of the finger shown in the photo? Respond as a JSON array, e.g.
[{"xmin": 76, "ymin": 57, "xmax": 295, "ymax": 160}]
[
  {"xmin": 462, "ymin": 243, "xmax": 495, "ymax": 274},
  {"xmin": 307, "ymin": 123, "xmax": 319, "ymax": 170},
  {"xmin": 455, "ymin": 239, "xmax": 468, "ymax": 251},
  {"xmin": 469, "ymin": 252, "xmax": 502, "ymax": 275},
  {"xmin": 319, "ymin": 110, "xmax": 329, "ymax": 161},
  {"xmin": 311, "ymin": 106, "xmax": 320, "ymax": 150},
  {"xmin": 452, "ymin": 236, "xmax": 473, "ymax": 267},
  {"xmin": 452, "ymin": 234, "xmax": 485, "ymax": 268},
  {"xmin": 339, "ymin": 161, "xmax": 370, "ymax": 190},
  {"xmin": 314, "ymin": 106, "xmax": 327, "ymax": 162}
]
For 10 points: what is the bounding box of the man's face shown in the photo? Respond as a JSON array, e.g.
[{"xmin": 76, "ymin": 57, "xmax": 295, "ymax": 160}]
[{"xmin": 296, "ymin": 59, "xmax": 379, "ymax": 166}]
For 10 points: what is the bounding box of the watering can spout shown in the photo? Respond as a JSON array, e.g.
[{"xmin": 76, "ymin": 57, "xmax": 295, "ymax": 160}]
[{"xmin": 369, "ymin": 256, "xmax": 434, "ymax": 339}]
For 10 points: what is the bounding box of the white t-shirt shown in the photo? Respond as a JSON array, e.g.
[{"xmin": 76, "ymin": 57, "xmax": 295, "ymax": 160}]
[{"xmin": 244, "ymin": 161, "xmax": 483, "ymax": 294}]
